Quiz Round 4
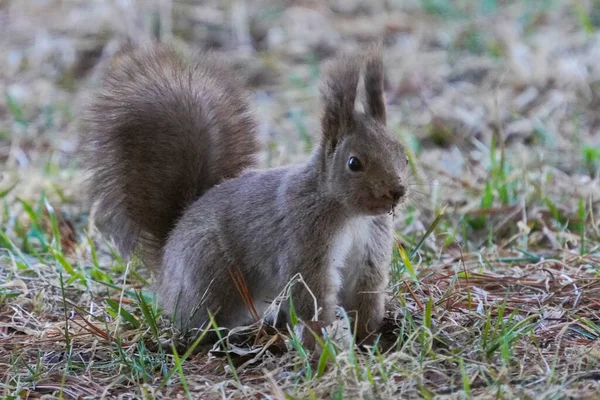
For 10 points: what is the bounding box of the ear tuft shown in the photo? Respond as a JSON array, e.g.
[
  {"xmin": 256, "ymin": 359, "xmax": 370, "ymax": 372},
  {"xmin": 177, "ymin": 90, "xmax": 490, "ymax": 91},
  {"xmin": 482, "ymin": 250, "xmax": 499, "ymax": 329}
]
[
  {"xmin": 319, "ymin": 52, "xmax": 361, "ymax": 151},
  {"xmin": 363, "ymin": 43, "xmax": 386, "ymax": 123}
]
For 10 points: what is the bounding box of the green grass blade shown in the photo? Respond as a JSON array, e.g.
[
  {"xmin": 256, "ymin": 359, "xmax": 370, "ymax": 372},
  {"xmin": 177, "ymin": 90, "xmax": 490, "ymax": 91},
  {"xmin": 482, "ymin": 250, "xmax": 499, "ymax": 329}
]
[
  {"xmin": 106, "ymin": 298, "xmax": 141, "ymax": 329},
  {"xmin": 409, "ymin": 205, "xmax": 446, "ymax": 261},
  {"xmin": 134, "ymin": 290, "xmax": 159, "ymax": 339},
  {"xmin": 397, "ymin": 244, "xmax": 417, "ymax": 282}
]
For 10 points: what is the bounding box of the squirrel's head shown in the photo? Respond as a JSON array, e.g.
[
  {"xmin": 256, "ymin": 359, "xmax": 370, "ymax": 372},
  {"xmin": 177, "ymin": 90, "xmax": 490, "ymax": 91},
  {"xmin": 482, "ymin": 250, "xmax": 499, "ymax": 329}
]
[{"xmin": 319, "ymin": 46, "xmax": 408, "ymax": 216}]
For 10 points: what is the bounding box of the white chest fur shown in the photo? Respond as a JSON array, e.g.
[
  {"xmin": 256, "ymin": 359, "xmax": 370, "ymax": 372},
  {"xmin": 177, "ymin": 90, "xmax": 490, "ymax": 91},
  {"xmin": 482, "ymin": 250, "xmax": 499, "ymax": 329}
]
[{"xmin": 328, "ymin": 217, "xmax": 375, "ymax": 289}]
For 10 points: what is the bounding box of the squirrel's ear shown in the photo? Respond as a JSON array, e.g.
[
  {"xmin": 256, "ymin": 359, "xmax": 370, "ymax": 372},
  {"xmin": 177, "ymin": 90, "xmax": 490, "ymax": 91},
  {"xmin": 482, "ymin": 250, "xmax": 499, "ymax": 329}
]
[
  {"xmin": 363, "ymin": 44, "xmax": 386, "ymax": 124},
  {"xmin": 319, "ymin": 53, "xmax": 360, "ymax": 152}
]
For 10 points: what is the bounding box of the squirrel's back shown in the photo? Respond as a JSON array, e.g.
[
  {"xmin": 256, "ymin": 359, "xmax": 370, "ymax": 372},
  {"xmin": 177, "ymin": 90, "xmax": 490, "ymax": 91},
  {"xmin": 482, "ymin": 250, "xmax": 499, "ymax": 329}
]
[{"xmin": 84, "ymin": 44, "xmax": 259, "ymax": 266}]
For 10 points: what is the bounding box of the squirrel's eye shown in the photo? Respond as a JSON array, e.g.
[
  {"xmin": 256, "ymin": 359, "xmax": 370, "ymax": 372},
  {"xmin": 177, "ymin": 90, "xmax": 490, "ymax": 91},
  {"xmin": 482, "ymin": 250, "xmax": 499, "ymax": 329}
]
[{"xmin": 348, "ymin": 157, "xmax": 363, "ymax": 172}]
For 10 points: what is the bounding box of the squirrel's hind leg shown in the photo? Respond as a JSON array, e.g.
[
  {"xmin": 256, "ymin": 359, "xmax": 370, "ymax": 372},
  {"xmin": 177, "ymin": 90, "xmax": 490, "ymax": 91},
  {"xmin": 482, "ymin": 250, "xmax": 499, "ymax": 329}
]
[{"xmin": 158, "ymin": 227, "xmax": 253, "ymax": 339}]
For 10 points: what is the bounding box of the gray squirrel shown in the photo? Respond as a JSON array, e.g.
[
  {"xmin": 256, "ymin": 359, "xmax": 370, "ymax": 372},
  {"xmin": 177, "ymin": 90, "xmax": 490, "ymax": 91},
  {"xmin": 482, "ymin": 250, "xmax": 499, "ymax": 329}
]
[{"xmin": 84, "ymin": 43, "xmax": 408, "ymax": 343}]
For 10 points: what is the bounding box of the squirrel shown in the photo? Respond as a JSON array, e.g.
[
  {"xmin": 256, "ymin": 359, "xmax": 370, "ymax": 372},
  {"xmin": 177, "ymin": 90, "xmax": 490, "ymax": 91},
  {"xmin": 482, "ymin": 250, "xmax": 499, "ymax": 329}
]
[{"xmin": 84, "ymin": 43, "xmax": 408, "ymax": 344}]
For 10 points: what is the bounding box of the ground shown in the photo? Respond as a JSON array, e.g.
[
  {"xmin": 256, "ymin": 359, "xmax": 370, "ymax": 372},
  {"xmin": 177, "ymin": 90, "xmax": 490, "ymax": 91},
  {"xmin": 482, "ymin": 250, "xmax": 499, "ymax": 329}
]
[{"xmin": 1, "ymin": 0, "xmax": 599, "ymax": 399}]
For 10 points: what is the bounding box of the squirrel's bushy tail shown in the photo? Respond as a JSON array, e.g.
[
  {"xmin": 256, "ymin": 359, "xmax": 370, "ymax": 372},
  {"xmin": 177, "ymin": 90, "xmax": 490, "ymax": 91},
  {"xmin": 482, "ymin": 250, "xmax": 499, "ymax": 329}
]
[{"xmin": 84, "ymin": 44, "xmax": 259, "ymax": 267}]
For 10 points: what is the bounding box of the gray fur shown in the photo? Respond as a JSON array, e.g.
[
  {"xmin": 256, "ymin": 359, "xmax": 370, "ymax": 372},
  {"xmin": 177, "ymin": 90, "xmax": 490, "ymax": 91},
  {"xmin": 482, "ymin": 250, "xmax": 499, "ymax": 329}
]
[{"xmin": 85, "ymin": 43, "xmax": 408, "ymax": 343}]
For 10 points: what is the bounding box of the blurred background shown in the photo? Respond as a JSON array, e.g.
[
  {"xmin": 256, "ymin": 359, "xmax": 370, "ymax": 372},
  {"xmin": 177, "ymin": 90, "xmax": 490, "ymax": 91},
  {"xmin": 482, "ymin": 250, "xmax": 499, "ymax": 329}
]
[
  {"xmin": 1, "ymin": 2, "xmax": 600, "ymax": 397},
  {"xmin": 1, "ymin": 0, "xmax": 599, "ymax": 252}
]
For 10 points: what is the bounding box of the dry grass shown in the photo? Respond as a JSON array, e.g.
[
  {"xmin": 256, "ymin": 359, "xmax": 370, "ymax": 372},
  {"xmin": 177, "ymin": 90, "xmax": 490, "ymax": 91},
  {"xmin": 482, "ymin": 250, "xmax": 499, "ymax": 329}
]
[{"xmin": 1, "ymin": 0, "xmax": 599, "ymax": 398}]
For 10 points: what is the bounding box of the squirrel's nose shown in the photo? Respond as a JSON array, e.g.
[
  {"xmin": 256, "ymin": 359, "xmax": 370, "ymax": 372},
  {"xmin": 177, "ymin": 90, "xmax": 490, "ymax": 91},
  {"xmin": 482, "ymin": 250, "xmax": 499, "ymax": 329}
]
[{"xmin": 390, "ymin": 186, "xmax": 406, "ymax": 204}]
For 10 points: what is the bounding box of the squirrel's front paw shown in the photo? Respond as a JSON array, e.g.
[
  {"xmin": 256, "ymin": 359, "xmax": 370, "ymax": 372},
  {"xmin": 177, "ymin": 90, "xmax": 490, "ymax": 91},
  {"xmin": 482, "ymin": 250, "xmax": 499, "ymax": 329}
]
[{"xmin": 293, "ymin": 320, "xmax": 327, "ymax": 352}]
